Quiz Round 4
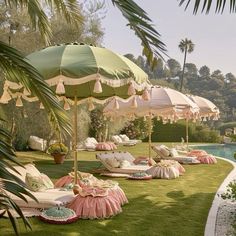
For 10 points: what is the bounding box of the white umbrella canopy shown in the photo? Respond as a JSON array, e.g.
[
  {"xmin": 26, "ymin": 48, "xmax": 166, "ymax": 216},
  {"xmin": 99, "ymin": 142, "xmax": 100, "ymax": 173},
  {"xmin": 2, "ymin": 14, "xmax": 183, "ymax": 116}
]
[
  {"xmin": 104, "ymin": 86, "xmax": 199, "ymax": 120},
  {"xmin": 187, "ymin": 95, "xmax": 220, "ymax": 120},
  {"xmin": 103, "ymin": 86, "xmax": 200, "ymax": 157}
]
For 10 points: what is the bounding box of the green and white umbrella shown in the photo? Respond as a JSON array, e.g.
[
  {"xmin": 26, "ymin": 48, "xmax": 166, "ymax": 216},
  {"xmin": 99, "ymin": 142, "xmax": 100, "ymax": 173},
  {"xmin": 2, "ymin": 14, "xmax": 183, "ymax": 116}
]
[{"xmin": 0, "ymin": 43, "xmax": 150, "ymax": 183}]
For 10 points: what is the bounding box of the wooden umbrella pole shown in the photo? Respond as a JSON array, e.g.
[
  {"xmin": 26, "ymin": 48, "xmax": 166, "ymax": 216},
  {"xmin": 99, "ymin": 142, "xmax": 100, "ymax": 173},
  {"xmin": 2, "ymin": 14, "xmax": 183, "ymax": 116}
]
[
  {"xmin": 186, "ymin": 118, "xmax": 189, "ymax": 151},
  {"xmin": 148, "ymin": 115, "xmax": 152, "ymax": 159},
  {"xmin": 73, "ymin": 96, "xmax": 78, "ymax": 185}
]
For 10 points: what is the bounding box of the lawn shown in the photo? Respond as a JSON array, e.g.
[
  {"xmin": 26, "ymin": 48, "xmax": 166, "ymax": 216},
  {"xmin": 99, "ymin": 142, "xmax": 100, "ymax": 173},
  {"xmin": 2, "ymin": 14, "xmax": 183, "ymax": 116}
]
[{"xmin": 0, "ymin": 143, "xmax": 233, "ymax": 236}]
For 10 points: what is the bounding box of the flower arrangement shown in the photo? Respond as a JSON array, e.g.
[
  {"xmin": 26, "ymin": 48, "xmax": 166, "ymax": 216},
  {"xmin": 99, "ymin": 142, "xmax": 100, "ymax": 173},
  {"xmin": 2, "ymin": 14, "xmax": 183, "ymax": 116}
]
[{"xmin": 47, "ymin": 143, "xmax": 68, "ymax": 156}]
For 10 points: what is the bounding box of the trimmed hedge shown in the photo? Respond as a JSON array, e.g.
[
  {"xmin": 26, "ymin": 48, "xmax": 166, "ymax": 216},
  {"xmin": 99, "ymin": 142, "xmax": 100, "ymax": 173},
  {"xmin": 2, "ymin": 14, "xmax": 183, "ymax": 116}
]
[{"xmin": 143, "ymin": 119, "xmax": 220, "ymax": 143}]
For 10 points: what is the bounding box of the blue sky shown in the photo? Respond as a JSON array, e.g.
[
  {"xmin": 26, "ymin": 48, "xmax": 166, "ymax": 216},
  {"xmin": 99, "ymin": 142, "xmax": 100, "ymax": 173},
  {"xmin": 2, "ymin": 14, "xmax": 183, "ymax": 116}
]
[{"xmin": 101, "ymin": 1, "xmax": 236, "ymax": 76}]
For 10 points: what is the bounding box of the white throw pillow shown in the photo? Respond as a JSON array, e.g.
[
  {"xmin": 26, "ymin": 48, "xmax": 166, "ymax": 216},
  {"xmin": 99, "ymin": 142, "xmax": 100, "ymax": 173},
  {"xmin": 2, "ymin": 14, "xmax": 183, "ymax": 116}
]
[
  {"xmin": 120, "ymin": 160, "xmax": 131, "ymax": 168},
  {"xmin": 106, "ymin": 158, "xmax": 120, "ymax": 168},
  {"xmin": 159, "ymin": 145, "xmax": 170, "ymax": 157},
  {"xmin": 112, "ymin": 135, "xmax": 123, "ymax": 143},
  {"xmin": 119, "ymin": 135, "xmax": 129, "ymax": 142},
  {"xmin": 169, "ymin": 148, "xmax": 179, "ymax": 157}
]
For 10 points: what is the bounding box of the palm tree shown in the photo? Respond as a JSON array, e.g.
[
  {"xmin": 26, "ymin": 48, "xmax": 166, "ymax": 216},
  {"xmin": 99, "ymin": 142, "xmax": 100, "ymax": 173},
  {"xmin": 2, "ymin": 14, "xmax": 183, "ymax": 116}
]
[
  {"xmin": 0, "ymin": 1, "xmax": 167, "ymax": 234},
  {"xmin": 178, "ymin": 38, "xmax": 195, "ymax": 92}
]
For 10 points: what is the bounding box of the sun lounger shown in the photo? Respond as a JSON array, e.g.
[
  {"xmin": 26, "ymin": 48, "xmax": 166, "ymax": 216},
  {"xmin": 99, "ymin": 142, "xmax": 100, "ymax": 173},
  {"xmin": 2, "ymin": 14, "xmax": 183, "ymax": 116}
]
[
  {"xmin": 6, "ymin": 164, "xmax": 75, "ymax": 209},
  {"xmin": 111, "ymin": 135, "xmax": 141, "ymax": 146},
  {"xmin": 96, "ymin": 151, "xmax": 152, "ymax": 174},
  {"xmin": 151, "ymin": 145, "xmax": 200, "ymax": 164}
]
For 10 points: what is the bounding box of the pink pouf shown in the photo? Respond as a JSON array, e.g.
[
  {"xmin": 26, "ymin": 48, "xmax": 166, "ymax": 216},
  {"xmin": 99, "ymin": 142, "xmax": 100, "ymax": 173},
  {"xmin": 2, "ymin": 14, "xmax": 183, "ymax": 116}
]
[
  {"xmin": 188, "ymin": 150, "xmax": 207, "ymax": 157},
  {"xmin": 67, "ymin": 194, "xmax": 122, "ymax": 219},
  {"xmin": 54, "ymin": 173, "xmax": 128, "ymax": 206},
  {"xmin": 197, "ymin": 154, "xmax": 217, "ymax": 164},
  {"xmin": 96, "ymin": 142, "xmax": 117, "ymax": 151}
]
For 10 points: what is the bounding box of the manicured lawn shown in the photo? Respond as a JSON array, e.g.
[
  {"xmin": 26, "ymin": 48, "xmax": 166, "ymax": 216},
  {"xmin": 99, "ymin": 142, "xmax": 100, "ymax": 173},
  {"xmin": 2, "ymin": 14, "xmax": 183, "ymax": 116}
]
[{"xmin": 0, "ymin": 143, "xmax": 233, "ymax": 236}]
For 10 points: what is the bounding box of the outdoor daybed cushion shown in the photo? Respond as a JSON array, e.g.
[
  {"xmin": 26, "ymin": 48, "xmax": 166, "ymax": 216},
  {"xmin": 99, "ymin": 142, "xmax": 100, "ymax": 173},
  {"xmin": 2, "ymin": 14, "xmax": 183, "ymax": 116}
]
[
  {"xmin": 152, "ymin": 145, "xmax": 200, "ymax": 164},
  {"xmin": 6, "ymin": 164, "xmax": 74, "ymax": 208},
  {"xmin": 28, "ymin": 136, "xmax": 47, "ymax": 151},
  {"xmin": 96, "ymin": 152, "xmax": 151, "ymax": 174},
  {"xmin": 111, "ymin": 135, "xmax": 137, "ymax": 146}
]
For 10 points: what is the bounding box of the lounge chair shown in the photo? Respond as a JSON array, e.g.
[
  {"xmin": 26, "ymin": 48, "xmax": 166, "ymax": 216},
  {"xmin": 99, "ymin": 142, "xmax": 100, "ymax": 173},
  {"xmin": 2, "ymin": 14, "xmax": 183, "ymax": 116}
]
[
  {"xmin": 111, "ymin": 135, "xmax": 140, "ymax": 146},
  {"xmin": 96, "ymin": 151, "xmax": 152, "ymax": 174},
  {"xmin": 151, "ymin": 145, "xmax": 200, "ymax": 164},
  {"xmin": 6, "ymin": 164, "xmax": 74, "ymax": 209},
  {"xmin": 77, "ymin": 137, "xmax": 117, "ymax": 151}
]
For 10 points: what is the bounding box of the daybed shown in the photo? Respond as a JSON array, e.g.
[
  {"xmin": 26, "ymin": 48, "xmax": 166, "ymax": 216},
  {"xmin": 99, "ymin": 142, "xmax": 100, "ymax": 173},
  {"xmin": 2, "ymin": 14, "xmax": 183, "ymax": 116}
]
[
  {"xmin": 78, "ymin": 137, "xmax": 117, "ymax": 151},
  {"xmin": 96, "ymin": 151, "xmax": 153, "ymax": 174},
  {"xmin": 111, "ymin": 135, "xmax": 141, "ymax": 146},
  {"xmin": 6, "ymin": 164, "xmax": 74, "ymax": 209},
  {"xmin": 152, "ymin": 145, "xmax": 200, "ymax": 164}
]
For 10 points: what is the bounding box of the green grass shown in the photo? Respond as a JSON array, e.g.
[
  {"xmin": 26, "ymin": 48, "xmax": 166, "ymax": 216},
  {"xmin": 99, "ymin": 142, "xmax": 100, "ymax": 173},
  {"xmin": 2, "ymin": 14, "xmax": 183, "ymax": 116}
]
[{"xmin": 0, "ymin": 143, "xmax": 233, "ymax": 236}]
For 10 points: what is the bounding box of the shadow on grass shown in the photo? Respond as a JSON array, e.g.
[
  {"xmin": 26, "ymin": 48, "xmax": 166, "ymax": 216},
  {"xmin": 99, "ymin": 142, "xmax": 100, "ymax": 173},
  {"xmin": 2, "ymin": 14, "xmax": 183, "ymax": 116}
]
[
  {"xmin": 35, "ymin": 160, "xmax": 102, "ymax": 179},
  {"xmin": 0, "ymin": 191, "xmax": 213, "ymax": 236}
]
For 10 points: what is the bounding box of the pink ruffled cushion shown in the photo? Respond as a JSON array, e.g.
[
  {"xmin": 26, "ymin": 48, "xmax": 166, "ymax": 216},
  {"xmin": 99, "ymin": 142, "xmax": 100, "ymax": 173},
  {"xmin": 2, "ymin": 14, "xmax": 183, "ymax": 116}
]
[
  {"xmin": 67, "ymin": 193, "xmax": 122, "ymax": 219},
  {"xmin": 188, "ymin": 150, "xmax": 207, "ymax": 157},
  {"xmin": 159, "ymin": 160, "xmax": 185, "ymax": 175},
  {"xmin": 95, "ymin": 142, "xmax": 117, "ymax": 151},
  {"xmin": 54, "ymin": 176, "xmax": 76, "ymax": 188},
  {"xmin": 197, "ymin": 154, "xmax": 217, "ymax": 164}
]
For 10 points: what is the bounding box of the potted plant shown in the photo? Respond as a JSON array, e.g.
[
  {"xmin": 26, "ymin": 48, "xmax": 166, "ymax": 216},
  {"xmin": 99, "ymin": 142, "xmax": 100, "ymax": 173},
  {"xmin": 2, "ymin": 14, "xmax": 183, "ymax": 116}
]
[{"xmin": 47, "ymin": 143, "xmax": 68, "ymax": 164}]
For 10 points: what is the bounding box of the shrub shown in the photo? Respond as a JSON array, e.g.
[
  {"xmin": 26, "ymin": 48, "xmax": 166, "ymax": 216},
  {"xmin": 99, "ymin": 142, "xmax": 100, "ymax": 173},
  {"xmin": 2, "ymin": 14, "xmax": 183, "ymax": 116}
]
[
  {"xmin": 47, "ymin": 143, "xmax": 68, "ymax": 155},
  {"xmin": 221, "ymin": 181, "xmax": 236, "ymax": 201}
]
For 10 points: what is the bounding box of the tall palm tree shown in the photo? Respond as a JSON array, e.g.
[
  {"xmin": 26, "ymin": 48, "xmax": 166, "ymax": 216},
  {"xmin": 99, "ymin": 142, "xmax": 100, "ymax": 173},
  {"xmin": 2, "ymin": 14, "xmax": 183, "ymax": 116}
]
[
  {"xmin": 178, "ymin": 38, "xmax": 195, "ymax": 92},
  {"xmin": 0, "ymin": 1, "xmax": 167, "ymax": 235}
]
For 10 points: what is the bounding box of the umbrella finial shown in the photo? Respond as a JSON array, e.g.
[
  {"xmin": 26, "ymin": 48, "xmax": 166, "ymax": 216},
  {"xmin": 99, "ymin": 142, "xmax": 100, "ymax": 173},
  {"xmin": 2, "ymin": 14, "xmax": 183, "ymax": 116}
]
[
  {"xmin": 128, "ymin": 82, "xmax": 136, "ymax": 96},
  {"xmin": 56, "ymin": 79, "xmax": 65, "ymax": 95},
  {"xmin": 93, "ymin": 76, "xmax": 103, "ymax": 93},
  {"xmin": 142, "ymin": 88, "xmax": 150, "ymax": 101}
]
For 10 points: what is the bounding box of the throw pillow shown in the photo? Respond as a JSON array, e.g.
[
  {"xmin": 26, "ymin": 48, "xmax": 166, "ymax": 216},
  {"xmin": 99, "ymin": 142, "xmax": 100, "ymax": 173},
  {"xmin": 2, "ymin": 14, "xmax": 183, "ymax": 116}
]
[
  {"xmin": 120, "ymin": 160, "xmax": 131, "ymax": 168},
  {"xmin": 106, "ymin": 158, "xmax": 120, "ymax": 168},
  {"xmin": 169, "ymin": 148, "xmax": 179, "ymax": 157},
  {"xmin": 41, "ymin": 173, "xmax": 54, "ymax": 189},
  {"xmin": 25, "ymin": 173, "xmax": 47, "ymax": 192},
  {"xmin": 160, "ymin": 146, "xmax": 170, "ymax": 157},
  {"xmin": 119, "ymin": 135, "xmax": 129, "ymax": 142}
]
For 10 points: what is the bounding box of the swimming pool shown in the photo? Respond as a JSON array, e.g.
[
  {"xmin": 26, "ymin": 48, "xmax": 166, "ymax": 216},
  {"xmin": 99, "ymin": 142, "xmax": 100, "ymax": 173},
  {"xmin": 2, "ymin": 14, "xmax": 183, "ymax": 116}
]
[{"xmin": 193, "ymin": 144, "xmax": 236, "ymax": 162}]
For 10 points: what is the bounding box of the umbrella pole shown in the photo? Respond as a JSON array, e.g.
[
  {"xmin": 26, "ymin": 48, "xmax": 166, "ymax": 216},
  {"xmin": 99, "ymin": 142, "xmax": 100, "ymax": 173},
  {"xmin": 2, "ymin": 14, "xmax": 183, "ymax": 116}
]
[
  {"xmin": 148, "ymin": 115, "xmax": 152, "ymax": 159},
  {"xmin": 186, "ymin": 118, "xmax": 189, "ymax": 151},
  {"xmin": 73, "ymin": 96, "xmax": 78, "ymax": 185}
]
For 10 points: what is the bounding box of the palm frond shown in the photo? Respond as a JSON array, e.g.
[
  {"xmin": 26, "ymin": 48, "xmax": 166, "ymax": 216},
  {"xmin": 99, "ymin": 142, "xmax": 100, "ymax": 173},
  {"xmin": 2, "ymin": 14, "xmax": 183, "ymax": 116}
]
[
  {"xmin": 179, "ymin": 0, "xmax": 236, "ymax": 14},
  {"xmin": 0, "ymin": 41, "xmax": 72, "ymax": 137},
  {"xmin": 111, "ymin": 0, "xmax": 167, "ymax": 66}
]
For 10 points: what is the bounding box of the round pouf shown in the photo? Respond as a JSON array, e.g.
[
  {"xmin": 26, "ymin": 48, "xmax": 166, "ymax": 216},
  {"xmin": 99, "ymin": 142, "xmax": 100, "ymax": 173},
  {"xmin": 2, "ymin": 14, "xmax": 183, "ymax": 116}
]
[
  {"xmin": 67, "ymin": 194, "xmax": 122, "ymax": 219},
  {"xmin": 146, "ymin": 164, "xmax": 180, "ymax": 179},
  {"xmin": 39, "ymin": 207, "xmax": 78, "ymax": 224},
  {"xmin": 95, "ymin": 142, "xmax": 117, "ymax": 151},
  {"xmin": 197, "ymin": 154, "xmax": 217, "ymax": 164},
  {"xmin": 158, "ymin": 160, "xmax": 185, "ymax": 175}
]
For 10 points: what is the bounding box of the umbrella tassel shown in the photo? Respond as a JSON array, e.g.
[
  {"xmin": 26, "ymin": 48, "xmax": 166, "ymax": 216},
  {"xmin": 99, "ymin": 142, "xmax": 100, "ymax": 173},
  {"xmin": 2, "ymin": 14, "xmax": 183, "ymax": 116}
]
[
  {"xmin": 23, "ymin": 88, "xmax": 31, "ymax": 96},
  {"xmin": 131, "ymin": 97, "xmax": 138, "ymax": 108},
  {"xmin": 142, "ymin": 88, "xmax": 150, "ymax": 101},
  {"xmin": 113, "ymin": 99, "xmax": 119, "ymax": 110},
  {"xmin": 16, "ymin": 96, "xmax": 23, "ymax": 107},
  {"xmin": 64, "ymin": 100, "xmax": 71, "ymax": 110},
  {"xmin": 93, "ymin": 78, "xmax": 103, "ymax": 93},
  {"xmin": 56, "ymin": 79, "xmax": 65, "ymax": 95},
  {"xmin": 88, "ymin": 101, "xmax": 95, "ymax": 111},
  {"xmin": 0, "ymin": 89, "xmax": 11, "ymax": 104},
  {"xmin": 128, "ymin": 83, "xmax": 136, "ymax": 96},
  {"xmin": 40, "ymin": 103, "xmax": 44, "ymax": 109}
]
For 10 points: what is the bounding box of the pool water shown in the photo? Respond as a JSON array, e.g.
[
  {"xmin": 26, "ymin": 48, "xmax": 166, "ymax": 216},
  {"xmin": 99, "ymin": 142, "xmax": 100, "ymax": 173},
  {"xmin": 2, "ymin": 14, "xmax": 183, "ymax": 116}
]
[{"xmin": 193, "ymin": 144, "xmax": 236, "ymax": 162}]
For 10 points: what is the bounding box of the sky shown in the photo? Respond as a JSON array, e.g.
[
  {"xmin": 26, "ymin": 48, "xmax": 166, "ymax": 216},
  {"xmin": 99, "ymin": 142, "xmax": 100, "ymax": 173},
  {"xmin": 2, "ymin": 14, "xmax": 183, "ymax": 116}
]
[{"xmin": 101, "ymin": 1, "xmax": 236, "ymax": 76}]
